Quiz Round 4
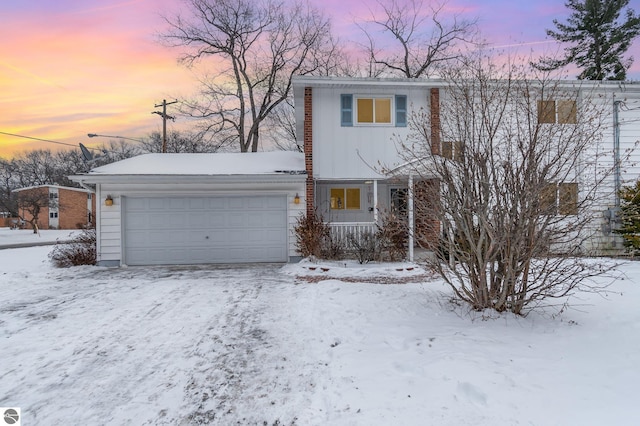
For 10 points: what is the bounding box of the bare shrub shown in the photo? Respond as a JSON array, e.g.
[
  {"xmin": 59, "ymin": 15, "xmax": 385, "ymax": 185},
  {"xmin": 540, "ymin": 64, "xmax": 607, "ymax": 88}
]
[
  {"xmin": 294, "ymin": 210, "xmax": 331, "ymax": 258},
  {"xmin": 320, "ymin": 233, "xmax": 347, "ymax": 260},
  {"xmin": 394, "ymin": 55, "xmax": 615, "ymax": 315},
  {"xmin": 347, "ymin": 231, "xmax": 381, "ymax": 264},
  {"xmin": 49, "ymin": 228, "xmax": 96, "ymax": 267},
  {"xmin": 376, "ymin": 210, "xmax": 408, "ymax": 261}
]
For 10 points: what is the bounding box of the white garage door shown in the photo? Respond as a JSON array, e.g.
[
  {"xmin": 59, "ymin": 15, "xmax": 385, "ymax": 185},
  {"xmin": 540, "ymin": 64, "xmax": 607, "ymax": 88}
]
[{"xmin": 123, "ymin": 195, "xmax": 288, "ymax": 265}]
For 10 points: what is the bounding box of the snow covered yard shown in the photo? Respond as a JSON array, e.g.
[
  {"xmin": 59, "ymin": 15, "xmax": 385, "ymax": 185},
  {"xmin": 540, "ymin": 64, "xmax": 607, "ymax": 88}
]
[
  {"xmin": 0, "ymin": 227, "xmax": 79, "ymax": 247},
  {"xmin": 1, "ymin": 247, "xmax": 640, "ymax": 425}
]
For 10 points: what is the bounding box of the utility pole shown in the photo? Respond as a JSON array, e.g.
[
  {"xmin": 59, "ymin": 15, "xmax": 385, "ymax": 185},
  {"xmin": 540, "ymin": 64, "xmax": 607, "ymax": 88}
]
[{"xmin": 152, "ymin": 99, "xmax": 177, "ymax": 153}]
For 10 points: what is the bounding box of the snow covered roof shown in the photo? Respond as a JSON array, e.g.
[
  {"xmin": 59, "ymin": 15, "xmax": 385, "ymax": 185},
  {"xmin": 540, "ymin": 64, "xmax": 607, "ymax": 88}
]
[
  {"xmin": 13, "ymin": 184, "xmax": 92, "ymax": 193},
  {"xmin": 87, "ymin": 151, "xmax": 305, "ymax": 176}
]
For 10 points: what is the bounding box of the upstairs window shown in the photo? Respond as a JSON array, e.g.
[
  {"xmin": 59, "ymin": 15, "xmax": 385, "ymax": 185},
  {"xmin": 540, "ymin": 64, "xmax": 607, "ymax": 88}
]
[
  {"xmin": 357, "ymin": 97, "xmax": 391, "ymax": 124},
  {"xmin": 537, "ymin": 100, "xmax": 577, "ymax": 124},
  {"xmin": 341, "ymin": 94, "xmax": 407, "ymax": 127},
  {"xmin": 330, "ymin": 188, "xmax": 361, "ymax": 210}
]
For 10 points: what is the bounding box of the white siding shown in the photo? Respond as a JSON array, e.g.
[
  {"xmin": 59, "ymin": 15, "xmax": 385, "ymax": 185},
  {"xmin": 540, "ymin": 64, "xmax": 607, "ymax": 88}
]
[
  {"xmin": 295, "ymin": 77, "xmax": 640, "ymax": 255},
  {"xmin": 584, "ymin": 86, "xmax": 640, "ymax": 252},
  {"xmin": 310, "ymin": 86, "xmax": 429, "ymax": 179}
]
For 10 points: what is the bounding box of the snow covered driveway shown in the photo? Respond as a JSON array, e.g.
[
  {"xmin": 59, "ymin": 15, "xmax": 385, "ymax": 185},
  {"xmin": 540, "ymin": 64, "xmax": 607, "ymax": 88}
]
[
  {"xmin": 1, "ymin": 251, "xmax": 321, "ymax": 425},
  {"xmin": 2, "ymin": 246, "xmax": 640, "ymax": 425}
]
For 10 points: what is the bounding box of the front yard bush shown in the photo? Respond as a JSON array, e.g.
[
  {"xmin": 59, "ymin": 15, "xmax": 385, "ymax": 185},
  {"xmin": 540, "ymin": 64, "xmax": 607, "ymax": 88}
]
[
  {"xmin": 49, "ymin": 228, "xmax": 97, "ymax": 267},
  {"xmin": 294, "ymin": 210, "xmax": 331, "ymax": 258},
  {"xmin": 295, "ymin": 210, "xmax": 413, "ymax": 263},
  {"xmin": 376, "ymin": 210, "xmax": 407, "ymax": 261},
  {"xmin": 616, "ymin": 180, "xmax": 640, "ymax": 255},
  {"xmin": 348, "ymin": 231, "xmax": 381, "ymax": 264},
  {"xmin": 294, "ymin": 210, "xmax": 348, "ymax": 260}
]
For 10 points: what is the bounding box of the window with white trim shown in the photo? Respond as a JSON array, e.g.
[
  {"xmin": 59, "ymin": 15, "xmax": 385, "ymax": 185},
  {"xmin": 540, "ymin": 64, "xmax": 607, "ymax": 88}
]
[
  {"xmin": 340, "ymin": 94, "xmax": 407, "ymax": 127},
  {"xmin": 330, "ymin": 188, "xmax": 361, "ymax": 210}
]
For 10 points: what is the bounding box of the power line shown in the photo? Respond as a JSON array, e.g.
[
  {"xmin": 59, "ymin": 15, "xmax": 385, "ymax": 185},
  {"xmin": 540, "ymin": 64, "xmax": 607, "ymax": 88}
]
[
  {"xmin": 0, "ymin": 131, "xmax": 79, "ymax": 148},
  {"xmin": 0, "ymin": 131, "xmax": 105, "ymax": 153}
]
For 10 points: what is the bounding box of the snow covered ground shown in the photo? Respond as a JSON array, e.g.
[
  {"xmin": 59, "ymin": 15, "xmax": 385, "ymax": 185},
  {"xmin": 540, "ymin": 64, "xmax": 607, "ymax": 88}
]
[
  {"xmin": 0, "ymin": 228, "xmax": 78, "ymax": 247},
  {"xmin": 1, "ymin": 245, "xmax": 639, "ymax": 425}
]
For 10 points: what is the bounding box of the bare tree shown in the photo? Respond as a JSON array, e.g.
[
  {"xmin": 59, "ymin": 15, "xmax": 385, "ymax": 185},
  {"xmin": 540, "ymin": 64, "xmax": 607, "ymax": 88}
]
[
  {"xmin": 138, "ymin": 130, "xmax": 223, "ymax": 153},
  {"xmin": 394, "ymin": 55, "xmax": 614, "ymax": 315},
  {"xmin": 16, "ymin": 187, "xmax": 54, "ymax": 234},
  {"xmin": 54, "ymin": 149, "xmax": 91, "ymax": 186},
  {"xmin": 99, "ymin": 140, "xmax": 142, "ymax": 162},
  {"xmin": 357, "ymin": 0, "xmax": 477, "ymax": 78},
  {"xmin": 0, "ymin": 159, "xmax": 18, "ymax": 217},
  {"xmin": 0, "ymin": 144, "xmax": 141, "ymax": 217},
  {"xmin": 11, "ymin": 150, "xmax": 59, "ymax": 187},
  {"xmin": 263, "ymin": 99, "xmax": 300, "ymax": 152},
  {"xmin": 162, "ymin": 0, "xmax": 338, "ymax": 152}
]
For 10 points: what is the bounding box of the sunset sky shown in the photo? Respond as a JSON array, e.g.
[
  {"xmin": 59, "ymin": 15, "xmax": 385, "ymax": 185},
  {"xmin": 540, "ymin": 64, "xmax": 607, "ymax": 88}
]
[{"xmin": 2, "ymin": 0, "xmax": 640, "ymax": 158}]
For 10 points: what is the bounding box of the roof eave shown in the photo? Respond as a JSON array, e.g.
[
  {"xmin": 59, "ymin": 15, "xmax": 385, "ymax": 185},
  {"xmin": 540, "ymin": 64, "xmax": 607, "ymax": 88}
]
[{"xmin": 69, "ymin": 173, "xmax": 306, "ymax": 185}]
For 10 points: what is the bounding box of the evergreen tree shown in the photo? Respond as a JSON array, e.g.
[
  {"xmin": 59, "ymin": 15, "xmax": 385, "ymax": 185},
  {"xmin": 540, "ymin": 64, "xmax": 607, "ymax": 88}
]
[
  {"xmin": 536, "ymin": 0, "xmax": 640, "ymax": 80},
  {"xmin": 616, "ymin": 180, "xmax": 640, "ymax": 254}
]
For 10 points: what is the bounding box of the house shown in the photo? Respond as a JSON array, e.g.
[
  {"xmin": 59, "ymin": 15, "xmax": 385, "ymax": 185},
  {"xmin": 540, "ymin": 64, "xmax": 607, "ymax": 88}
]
[
  {"xmin": 71, "ymin": 77, "xmax": 640, "ymax": 267},
  {"xmin": 13, "ymin": 185, "xmax": 95, "ymax": 230},
  {"xmin": 70, "ymin": 151, "xmax": 305, "ymax": 266},
  {"xmin": 292, "ymin": 76, "xmax": 640, "ymax": 257}
]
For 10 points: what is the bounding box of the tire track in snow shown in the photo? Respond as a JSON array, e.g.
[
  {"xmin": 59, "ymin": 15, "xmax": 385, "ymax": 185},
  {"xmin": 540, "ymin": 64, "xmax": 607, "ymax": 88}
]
[{"xmin": 175, "ymin": 267, "xmax": 303, "ymax": 425}]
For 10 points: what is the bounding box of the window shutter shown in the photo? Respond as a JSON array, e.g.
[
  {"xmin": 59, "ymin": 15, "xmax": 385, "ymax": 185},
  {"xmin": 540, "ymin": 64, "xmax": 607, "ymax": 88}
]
[
  {"xmin": 341, "ymin": 94, "xmax": 353, "ymax": 126},
  {"xmin": 395, "ymin": 95, "xmax": 407, "ymax": 127}
]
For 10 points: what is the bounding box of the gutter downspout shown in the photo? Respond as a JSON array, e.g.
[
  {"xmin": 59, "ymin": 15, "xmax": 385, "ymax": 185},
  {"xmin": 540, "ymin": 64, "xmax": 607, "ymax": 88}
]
[
  {"xmin": 614, "ymin": 100, "xmax": 622, "ymax": 209},
  {"xmin": 75, "ymin": 178, "xmax": 95, "ymax": 193},
  {"xmin": 408, "ymin": 172, "xmax": 414, "ymax": 262}
]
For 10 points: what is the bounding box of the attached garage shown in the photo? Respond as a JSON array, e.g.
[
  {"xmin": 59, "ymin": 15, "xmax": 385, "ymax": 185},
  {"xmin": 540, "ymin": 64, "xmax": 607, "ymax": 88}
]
[
  {"xmin": 71, "ymin": 152, "xmax": 306, "ymax": 267},
  {"xmin": 124, "ymin": 195, "xmax": 288, "ymax": 265}
]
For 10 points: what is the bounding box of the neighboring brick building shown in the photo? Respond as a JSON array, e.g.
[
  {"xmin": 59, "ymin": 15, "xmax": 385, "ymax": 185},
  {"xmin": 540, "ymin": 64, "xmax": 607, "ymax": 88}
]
[{"xmin": 14, "ymin": 185, "xmax": 95, "ymax": 230}]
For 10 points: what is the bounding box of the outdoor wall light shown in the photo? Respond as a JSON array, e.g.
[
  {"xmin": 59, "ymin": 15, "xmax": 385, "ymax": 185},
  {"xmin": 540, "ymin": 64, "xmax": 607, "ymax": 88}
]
[
  {"xmin": 294, "ymin": 193, "xmax": 301, "ymax": 204},
  {"xmin": 105, "ymin": 195, "xmax": 114, "ymax": 206}
]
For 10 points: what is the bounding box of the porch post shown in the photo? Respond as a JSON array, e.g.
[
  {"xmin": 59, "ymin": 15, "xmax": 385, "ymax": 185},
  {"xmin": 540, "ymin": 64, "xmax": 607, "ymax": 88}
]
[
  {"xmin": 408, "ymin": 172, "xmax": 414, "ymax": 262},
  {"xmin": 373, "ymin": 180, "xmax": 378, "ymax": 223}
]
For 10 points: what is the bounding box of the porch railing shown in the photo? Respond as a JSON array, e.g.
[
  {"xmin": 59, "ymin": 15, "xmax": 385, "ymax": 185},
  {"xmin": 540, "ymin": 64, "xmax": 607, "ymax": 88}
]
[{"xmin": 327, "ymin": 222, "xmax": 377, "ymax": 242}]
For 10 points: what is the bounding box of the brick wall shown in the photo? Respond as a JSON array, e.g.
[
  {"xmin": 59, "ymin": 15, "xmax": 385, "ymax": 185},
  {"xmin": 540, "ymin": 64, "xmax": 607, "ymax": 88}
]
[
  {"xmin": 0, "ymin": 218, "xmax": 21, "ymax": 228},
  {"xmin": 304, "ymin": 86, "xmax": 314, "ymax": 216},
  {"xmin": 430, "ymin": 88, "xmax": 440, "ymax": 155},
  {"xmin": 58, "ymin": 188, "xmax": 92, "ymax": 229},
  {"xmin": 415, "ymin": 178, "xmax": 441, "ymax": 249},
  {"xmin": 16, "ymin": 187, "xmax": 93, "ymax": 230}
]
